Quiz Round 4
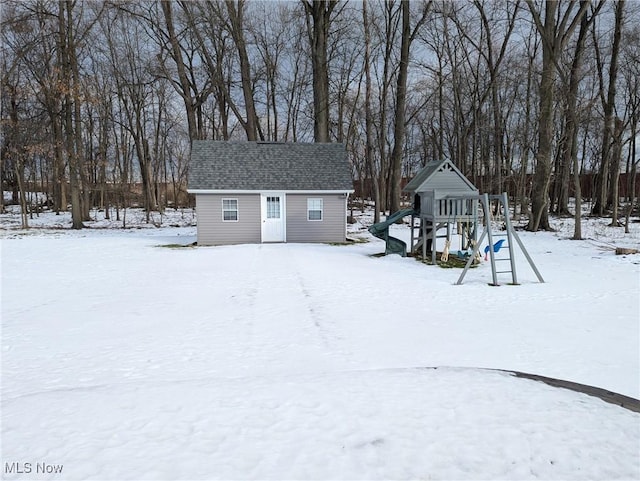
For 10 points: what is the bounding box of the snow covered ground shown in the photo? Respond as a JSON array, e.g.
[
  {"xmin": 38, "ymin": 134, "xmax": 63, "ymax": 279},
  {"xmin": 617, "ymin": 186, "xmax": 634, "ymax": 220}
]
[{"xmin": 1, "ymin": 204, "xmax": 639, "ymax": 480}]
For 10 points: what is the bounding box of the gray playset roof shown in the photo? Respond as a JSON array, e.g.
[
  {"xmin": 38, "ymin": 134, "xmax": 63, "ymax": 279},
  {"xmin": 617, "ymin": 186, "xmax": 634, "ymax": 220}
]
[
  {"xmin": 188, "ymin": 141, "xmax": 353, "ymax": 192},
  {"xmin": 403, "ymin": 159, "xmax": 477, "ymax": 194}
]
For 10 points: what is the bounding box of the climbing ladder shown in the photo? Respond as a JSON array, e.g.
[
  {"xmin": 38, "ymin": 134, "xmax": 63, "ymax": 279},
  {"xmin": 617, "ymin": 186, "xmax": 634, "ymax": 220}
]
[{"xmin": 455, "ymin": 192, "xmax": 545, "ymax": 286}]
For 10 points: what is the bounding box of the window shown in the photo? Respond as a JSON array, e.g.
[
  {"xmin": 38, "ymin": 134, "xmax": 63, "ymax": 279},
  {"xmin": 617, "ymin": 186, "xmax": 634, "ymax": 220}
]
[
  {"xmin": 266, "ymin": 196, "xmax": 280, "ymax": 219},
  {"xmin": 307, "ymin": 198, "xmax": 323, "ymax": 221},
  {"xmin": 222, "ymin": 198, "xmax": 238, "ymax": 221}
]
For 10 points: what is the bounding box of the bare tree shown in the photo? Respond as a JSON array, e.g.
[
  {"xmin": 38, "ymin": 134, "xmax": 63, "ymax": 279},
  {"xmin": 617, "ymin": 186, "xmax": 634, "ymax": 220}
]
[
  {"xmin": 363, "ymin": 0, "xmax": 380, "ymax": 223},
  {"xmin": 474, "ymin": 0, "xmax": 520, "ymax": 194},
  {"xmin": 1, "ymin": 74, "xmax": 29, "ymax": 226},
  {"xmin": 565, "ymin": 3, "xmax": 603, "ymax": 238},
  {"xmin": 160, "ymin": 1, "xmax": 201, "ymax": 142},
  {"xmin": 58, "ymin": 0, "xmax": 89, "ymax": 228},
  {"xmin": 388, "ymin": 1, "xmax": 431, "ymax": 213},
  {"xmin": 375, "ymin": 0, "xmax": 400, "ymax": 212},
  {"xmin": 251, "ymin": 3, "xmax": 290, "ymax": 141},
  {"xmin": 621, "ymin": 20, "xmax": 640, "ymax": 233},
  {"xmin": 592, "ymin": 0, "xmax": 625, "ymax": 217},
  {"xmin": 103, "ymin": 6, "xmax": 160, "ymax": 218},
  {"xmin": 3, "ymin": 1, "xmax": 69, "ymax": 215},
  {"xmin": 224, "ymin": 0, "xmax": 261, "ymax": 140},
  {"xmin": 182, "ymin": 1, "xmax": 261, "ymax": 140},
  {"xmin": 302, "ymin": 0, "xmax": 340, "ymax": 143},
  {"xmin": 525, "ymin": 0, "xmax": 591, "ymax": 231}
]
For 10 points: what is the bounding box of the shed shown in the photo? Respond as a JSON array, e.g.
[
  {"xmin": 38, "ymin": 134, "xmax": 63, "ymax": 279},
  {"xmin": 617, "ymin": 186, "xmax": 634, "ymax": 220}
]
[
  {"xmin": 187, "ymin": 141, "xmax": 354, "ymax": 246},
  {"xmin": 403, "ymin": 159, "xmax": 479, "ymax": 262}
]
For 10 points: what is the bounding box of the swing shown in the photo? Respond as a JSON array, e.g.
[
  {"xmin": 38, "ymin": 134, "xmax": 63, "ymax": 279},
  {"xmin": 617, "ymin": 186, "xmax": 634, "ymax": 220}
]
[
  {"xmin": 442, "ymin": 210, "xmax": 457, "ymax": 262},
  {"xmin": 455, "ymin": 218, "xmax": 475, "ymax": 259},
  {"xmin": 442, "ymin": 239, "xmax": 451, "ymax": 262}
]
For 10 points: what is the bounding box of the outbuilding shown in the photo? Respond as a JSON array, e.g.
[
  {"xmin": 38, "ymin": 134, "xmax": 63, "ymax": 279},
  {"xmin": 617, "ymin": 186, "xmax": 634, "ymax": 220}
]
[{"xmin": 187, "ymin": 141, "xmax": 354, "ymax": 246}]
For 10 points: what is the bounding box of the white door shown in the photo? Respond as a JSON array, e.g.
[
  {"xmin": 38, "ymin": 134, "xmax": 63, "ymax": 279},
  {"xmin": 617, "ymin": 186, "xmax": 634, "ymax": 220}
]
[{"xmin": 261, "ymin": 193, "xmax": 285, "ymax": 242}]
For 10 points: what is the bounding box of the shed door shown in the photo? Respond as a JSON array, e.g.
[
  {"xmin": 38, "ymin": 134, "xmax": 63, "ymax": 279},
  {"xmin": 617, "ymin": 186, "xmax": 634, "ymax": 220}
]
[{"xmin": 261, "ymin": 193, "xmax": 285, "ymax": 242}]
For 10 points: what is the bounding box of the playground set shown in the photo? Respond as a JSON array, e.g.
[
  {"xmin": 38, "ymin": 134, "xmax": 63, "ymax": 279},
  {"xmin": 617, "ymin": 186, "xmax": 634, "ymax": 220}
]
[{"xmin": 368, "ymin": 160, "xmax": 544, "ymax": 286}]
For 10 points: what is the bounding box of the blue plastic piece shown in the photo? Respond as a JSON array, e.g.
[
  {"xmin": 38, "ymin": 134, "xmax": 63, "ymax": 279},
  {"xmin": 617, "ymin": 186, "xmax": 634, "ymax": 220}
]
[{"xmin": 484, "ymin": 239, "xmax": 506, "ymax": 260}]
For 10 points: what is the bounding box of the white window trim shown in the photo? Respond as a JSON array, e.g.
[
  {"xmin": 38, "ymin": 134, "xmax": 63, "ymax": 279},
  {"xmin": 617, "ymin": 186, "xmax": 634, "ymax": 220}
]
[
  {"xmin": 307, "ymin": 198, "xmax": 323, "ymax": 221},
  {"xmin": 222, "ymin": 198, "xmax": 239, "ymax": 222}
]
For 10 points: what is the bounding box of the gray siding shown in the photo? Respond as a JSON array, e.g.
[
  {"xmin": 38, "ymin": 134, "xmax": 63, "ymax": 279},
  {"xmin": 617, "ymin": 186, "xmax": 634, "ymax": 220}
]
[
  {"xmin": 195, "ymin": 194, "xmax": 261, "ymax": 245},
  {"xmin": 286, "ymin": 194, "xmax": 346, "ymax": 243},
  {"xmin": 404, "ymin": 160, "xmax": 476, "ymax": 194},
  {"xmin": 428, "ymin": 170, "xmax": 476, "ymax": 192}
]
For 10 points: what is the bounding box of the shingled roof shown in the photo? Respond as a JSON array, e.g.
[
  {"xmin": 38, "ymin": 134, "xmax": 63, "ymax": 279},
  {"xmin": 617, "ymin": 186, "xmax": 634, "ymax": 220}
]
[{"xmin": 188, "ymin": 141, "xmax": 353, "ymax": 191}]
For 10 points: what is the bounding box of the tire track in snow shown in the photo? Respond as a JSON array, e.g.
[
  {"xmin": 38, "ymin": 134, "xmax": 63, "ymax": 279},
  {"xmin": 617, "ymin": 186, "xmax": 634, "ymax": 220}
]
[
  {"xmin": 233, "ymin": 246, "xmax": 260, "ymax": 360},
  {"xmin": 219, "ymin": 245, "xmax": 348, "ymax": 374},
  {"xmin": 285, "ymin": 248, "xmax": 356, "ymax": 368},
  {"xmin": 292, "ymin": 268, "xmax": 332, "ymax": 347}
]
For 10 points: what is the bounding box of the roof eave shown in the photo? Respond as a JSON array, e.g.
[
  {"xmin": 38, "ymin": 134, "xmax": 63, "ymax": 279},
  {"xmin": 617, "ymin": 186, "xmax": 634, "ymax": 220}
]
[{"xmin": 187, "ymin": 189, "xmax": 355, "ymax": 194}]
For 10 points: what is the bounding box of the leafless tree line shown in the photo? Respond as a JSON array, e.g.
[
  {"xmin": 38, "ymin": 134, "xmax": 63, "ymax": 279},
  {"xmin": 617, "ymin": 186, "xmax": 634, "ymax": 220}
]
[{"xmin": 1, "ymin": 0, "xmax": 639, "ymax": 235}]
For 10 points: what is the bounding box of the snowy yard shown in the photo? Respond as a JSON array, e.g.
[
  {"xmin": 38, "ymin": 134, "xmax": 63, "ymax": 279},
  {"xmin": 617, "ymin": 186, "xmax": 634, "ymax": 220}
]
[{"xmin": 1, "ymin": 206, "xmax": 639, "ymax": 480}]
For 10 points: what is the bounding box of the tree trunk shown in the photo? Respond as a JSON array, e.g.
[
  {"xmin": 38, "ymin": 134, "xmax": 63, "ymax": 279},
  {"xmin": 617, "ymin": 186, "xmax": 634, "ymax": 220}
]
[
  {"xmin": 528, "ymin": 1, "xmax": 556, "ymax": 231},
  {"xmin": 388, "ymin": 0, "xmax": 411, "ymax": 214},
  {"xmin": 566, "ymin": 4, "xmax": 591, "ymax": 238},
  {"xmin": 226, "ymin": 0, "xmax": 260, "ymax": 141},
  {"xmin": 624, "ymin": 152, "xmax": 637, "ymax": 234},
  {"xmin": 593, "ymin": 0, "xmax": 624, "ymax": 215},
  {"xmin": 59, "ymin": 0, "xmax": 84, "ymax": 229},
  {"xmin": 518, "ymin": 35, "xmax": 536, "ymax": 217},
  {"xmin": 525, "ymin": 0, "xmax": 591, "ymax": 231},
  {"xmin": 363, "ymin": 0, "xmax": 380, "ymax": 223},
  {"xmin": 49, "ymin": 106, "xmax": 66, "ymax": 214},
  {"xmin": 609, "ymin": 118, "xmax": 624, "ymax": 226},
  {"xmin": 303, "ymin": 0, "xmax": 336, "ymax": 143},
  {"xmin": 161, "ymin": 0, "xmax": 198, "ymax": 142},
  {"xmin": 16, "ymin": 158, "xmax": 29, "ymax": 228}
]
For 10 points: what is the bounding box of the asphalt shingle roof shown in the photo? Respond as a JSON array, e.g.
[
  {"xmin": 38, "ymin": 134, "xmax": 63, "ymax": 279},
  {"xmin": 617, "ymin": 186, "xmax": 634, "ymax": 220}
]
[{"xmin": 188, "ymin": 141, "xmax": 353, "ymax": 191}]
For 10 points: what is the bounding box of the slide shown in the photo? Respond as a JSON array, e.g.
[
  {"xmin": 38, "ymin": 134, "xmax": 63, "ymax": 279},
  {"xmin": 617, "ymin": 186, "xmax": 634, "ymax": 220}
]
[{"xmin": 368, "ymin": 208, "xmax": 416, "ymax": 257}]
